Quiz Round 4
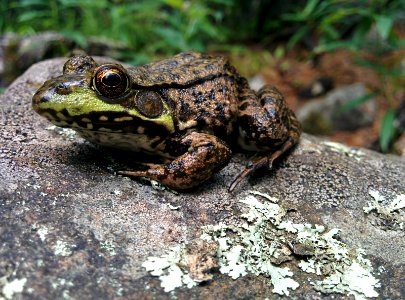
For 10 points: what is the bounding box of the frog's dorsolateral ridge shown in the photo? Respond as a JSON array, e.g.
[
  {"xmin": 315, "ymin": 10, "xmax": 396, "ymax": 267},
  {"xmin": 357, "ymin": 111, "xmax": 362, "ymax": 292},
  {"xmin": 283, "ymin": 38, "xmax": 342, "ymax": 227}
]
[{"xmin": 32, "ymin": 52, "xmax": 301, "ymax": 191}]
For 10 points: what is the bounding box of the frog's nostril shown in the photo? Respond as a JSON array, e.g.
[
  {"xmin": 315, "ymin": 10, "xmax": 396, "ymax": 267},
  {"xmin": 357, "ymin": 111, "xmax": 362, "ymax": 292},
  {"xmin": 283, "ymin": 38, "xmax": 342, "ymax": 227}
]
[
  {"xmin": 40, "ymin": 94, "xmax": 50, "ymax": 103},
  {"xmin": 55, "ymin": 83, "xmax": 71, "ymax": 95}
]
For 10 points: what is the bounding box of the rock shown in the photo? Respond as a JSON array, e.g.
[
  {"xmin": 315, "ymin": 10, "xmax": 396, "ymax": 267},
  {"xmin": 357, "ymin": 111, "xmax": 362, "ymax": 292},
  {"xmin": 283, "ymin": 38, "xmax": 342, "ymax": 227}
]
[
  {"xmin": 297, "ymin": 83, "xmax": 378, "ymax": 134},
  {"xmin": 392, "ymin": 98, "xmax": 405, "ymax": 156},
  {"xmin": 394, "ymin": 132, "xmax": 405, "ymax": 156},
  {"xmin": 248, "ymin": 74, "xmax": 266, "ymax": 92},
  {"xmin": 0, "ymin": 58, "xmax": 404, "ymax": 299},
  {"xmin": 364, "ymin": 25, "xmax": 397, "ymax": 54},
  {"xmin": 85, "ymin": 36, "xmax": 129, "ymax": 59},
  {"xmin": 1, "ymin": 32, "xmax": 75, "ymax": 85},
  {"xmin": 395, "ymin": 97, "xmax": 405, "ymax": 132}
]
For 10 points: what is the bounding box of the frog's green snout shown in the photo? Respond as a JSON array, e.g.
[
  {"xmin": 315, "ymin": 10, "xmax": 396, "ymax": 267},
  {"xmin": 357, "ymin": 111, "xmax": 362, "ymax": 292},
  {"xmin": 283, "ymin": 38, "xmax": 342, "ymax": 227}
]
[
  {"xmin": 32, "ymin": 83, "xmax": 55, "ymax": 112},
  {"xmin": 32, "ymin": 76, "xmax": 87, "ymax": 119}
]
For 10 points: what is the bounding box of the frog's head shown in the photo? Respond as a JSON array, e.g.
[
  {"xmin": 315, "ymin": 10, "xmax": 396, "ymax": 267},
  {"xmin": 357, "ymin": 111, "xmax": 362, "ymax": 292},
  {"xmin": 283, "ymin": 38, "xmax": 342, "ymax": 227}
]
[{"xmin": 32, "ymin": 55, "xmax": 175, "ymax": 135}]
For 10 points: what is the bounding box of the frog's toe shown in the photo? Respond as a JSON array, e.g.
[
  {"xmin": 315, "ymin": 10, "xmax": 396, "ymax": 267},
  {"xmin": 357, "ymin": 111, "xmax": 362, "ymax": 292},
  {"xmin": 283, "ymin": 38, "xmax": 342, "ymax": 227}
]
[
  {"xmin": 118, "ymin": 168, "xmax": 168, "ymax": 186},
  {"xmin": 229, "ymin": 137, "xmax": 298, "ymax": 192},
  {"xmin": 117, "ymin": 170, "xmax": 149, "ymax": 177},
  {"xmin": 228, "ymin": 155, "xmax": 269, "ymax": 192}
]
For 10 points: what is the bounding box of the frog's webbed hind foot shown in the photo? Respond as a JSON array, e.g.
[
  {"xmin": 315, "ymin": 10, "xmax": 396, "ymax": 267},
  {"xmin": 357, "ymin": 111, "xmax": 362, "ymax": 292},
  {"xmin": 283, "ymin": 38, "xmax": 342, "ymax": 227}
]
[{"xmin": 228, "ymin": 136, "xmax": 297, "ymax": 192}]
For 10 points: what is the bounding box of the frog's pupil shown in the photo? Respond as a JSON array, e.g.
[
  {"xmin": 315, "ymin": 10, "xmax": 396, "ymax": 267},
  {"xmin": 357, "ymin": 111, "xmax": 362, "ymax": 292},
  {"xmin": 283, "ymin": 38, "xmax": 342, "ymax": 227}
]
[
  {"xmin": 102, "ymin": 72, "xmax": 121, "ymax": 87},
  {"xmin": 93, "ymin": 65, "xmax": 130, "ymax": 98}
]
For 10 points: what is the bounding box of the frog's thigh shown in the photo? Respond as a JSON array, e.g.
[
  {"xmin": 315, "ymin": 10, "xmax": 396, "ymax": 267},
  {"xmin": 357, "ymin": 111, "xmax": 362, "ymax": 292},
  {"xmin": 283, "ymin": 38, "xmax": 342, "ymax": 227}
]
[
  {"xmin": 121, "ymin": 132, "xmax": 232, "ymax": 189},
  {"xmin": 230, "ymin": 85, "xmax": 301, "ymax": 192},
  {"xmin": 237, "ymin": 85, "xmax": 299, "ymax": 150}
]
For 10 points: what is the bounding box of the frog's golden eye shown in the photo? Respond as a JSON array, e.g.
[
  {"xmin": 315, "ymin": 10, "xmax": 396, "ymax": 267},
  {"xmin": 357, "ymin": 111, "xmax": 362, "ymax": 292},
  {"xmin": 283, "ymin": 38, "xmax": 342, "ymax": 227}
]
[{"xmin": 93, "ymin": 65, "xmax": 130, "ymax": 98}]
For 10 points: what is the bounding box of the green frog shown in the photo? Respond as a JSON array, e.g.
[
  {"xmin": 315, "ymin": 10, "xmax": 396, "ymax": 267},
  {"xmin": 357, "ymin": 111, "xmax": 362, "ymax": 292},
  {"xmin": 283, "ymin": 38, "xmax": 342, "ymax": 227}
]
[{"xmin": 32, "ymin": 52, "xmax": 301, "ymax": 191}]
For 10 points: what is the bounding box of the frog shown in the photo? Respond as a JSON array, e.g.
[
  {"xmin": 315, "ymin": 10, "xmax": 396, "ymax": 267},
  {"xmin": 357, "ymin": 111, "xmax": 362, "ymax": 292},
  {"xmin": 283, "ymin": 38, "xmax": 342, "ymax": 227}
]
[{"xmin": 32, "ymin": 52, "xmax": 301, "ymax": 191}]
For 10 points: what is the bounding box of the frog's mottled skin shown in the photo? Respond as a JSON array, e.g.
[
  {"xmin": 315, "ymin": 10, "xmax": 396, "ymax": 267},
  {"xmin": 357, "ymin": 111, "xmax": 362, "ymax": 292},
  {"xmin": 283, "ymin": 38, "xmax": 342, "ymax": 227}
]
[{"xmin": 33, "ymin": 52, "xmax": 301, "ymax": 191}]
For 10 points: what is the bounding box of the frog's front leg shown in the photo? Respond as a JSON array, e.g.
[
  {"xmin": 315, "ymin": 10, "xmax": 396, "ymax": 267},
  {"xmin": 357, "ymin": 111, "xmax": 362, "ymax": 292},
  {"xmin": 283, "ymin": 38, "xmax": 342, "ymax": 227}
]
[
  {"xmin": 119, "ymin": 132, "xmax": 232, "ymax": 190},
  {"xmin": 230, "ymin": 83, "xmax": 301, "ymax": 191}
]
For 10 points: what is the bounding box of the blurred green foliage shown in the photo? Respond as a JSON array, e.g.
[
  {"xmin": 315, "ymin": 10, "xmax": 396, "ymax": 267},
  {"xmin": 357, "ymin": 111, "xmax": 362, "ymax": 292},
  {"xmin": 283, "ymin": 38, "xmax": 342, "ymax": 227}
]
[
  {"xmin": 1, "ymin": 0, "xmax": 404, "ymax": 58},
  {"xmin": 1, "ymin": 0, "xmax": 234, "ymax": 63},
  {"xmin": 277, "ymin": 0, "xmax": 405, "ymax": 53}
]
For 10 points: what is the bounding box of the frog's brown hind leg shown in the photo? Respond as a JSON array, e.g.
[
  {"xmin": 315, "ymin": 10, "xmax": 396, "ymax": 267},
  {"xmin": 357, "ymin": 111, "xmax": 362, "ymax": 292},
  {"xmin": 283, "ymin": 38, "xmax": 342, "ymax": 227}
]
[
  {"xmin": 118, "ymin": 132, "xmax": 232, "ymax": 190},
  {"xmin": 230, "ymin": 84, "xmax": 301, "ymax": 192}
]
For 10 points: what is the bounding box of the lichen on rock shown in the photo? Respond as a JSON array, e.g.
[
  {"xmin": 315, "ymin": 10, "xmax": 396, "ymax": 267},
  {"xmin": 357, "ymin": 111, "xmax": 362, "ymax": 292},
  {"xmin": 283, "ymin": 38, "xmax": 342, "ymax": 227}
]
[
  {"xmin": 143, "ymin": 191, "xmax": 381, "ymax": 298},
  {"xmin": 364, "ymin": 189, "xmax": 405, "ymax": 229}
]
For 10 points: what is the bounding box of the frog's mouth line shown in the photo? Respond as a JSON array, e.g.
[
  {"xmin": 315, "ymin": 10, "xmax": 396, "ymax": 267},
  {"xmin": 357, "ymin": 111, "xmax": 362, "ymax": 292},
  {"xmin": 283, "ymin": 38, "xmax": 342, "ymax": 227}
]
[{"xmin": 36, "ymin": 108, "xmax": 173, "ymax": 136}]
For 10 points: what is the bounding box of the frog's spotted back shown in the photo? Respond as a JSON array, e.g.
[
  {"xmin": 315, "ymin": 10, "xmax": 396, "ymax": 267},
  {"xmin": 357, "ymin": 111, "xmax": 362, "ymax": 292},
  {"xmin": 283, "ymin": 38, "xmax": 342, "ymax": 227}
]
[{"xmin": 128, "ymin": 52, "xmax": 236, "ymax": 87}]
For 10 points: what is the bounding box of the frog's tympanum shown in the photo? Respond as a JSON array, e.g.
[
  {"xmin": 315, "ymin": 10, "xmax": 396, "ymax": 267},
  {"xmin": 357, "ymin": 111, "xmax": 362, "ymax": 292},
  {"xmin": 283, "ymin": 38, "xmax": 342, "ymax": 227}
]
[{"xmin": 33, "ymin": 52, "xmax": 301, "ymax": 191}]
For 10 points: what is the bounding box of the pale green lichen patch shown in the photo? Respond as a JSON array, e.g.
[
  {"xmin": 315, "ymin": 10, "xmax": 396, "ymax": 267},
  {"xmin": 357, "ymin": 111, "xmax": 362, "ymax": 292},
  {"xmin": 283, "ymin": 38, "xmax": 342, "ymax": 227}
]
[
  {"xmin": 54, "ymin": 240, "xmax": 73, "ymax": 257},
  {"xmin": 142, "ymin": 245, "xmax": 198, "ymax": 292},
  {"xmin": 1, "ymin": 277, "xmax": 27, "ymax": 300},
  {"xmin": 313, "ymin": 251, "xmax": 380, "ymax": 300},
  {"xmin": 149, "ymin": 179, "xmax": 179, "ymax": 195},
  {"xmin": 167, "ymin": 203, "xmax": 181, "ymax": 210},
  {"xmin": 100, "ymin": 240, "xmax": 116, "ymax": 256},
  {"xmin": 286, "ymin": 222, "xmax": 380, "ymax": 299},
  {"xmin": 31, "ymin": 224, "xmax": 49, "ymax": 242},
  {"xmin": 364, "ymin": 190, "xmax": 405, "ymax": 229},
  {"xmin": 143, "ymin": 191, "xmax": 380, "ymax": 298},
  {"xmin": 202, "ymin": 192, "xmax": 299, "ymax": 296},
  {"xmin": 321, "ymin": 141, "xmax": 365, "ymax": 161},
  {"xmin": 37, "ymin": 226, "xmax": 49, "ymax": 242},
  {"xmin": 49, "ymin": 278, "xmax": 75, "ymax": 300},
  {"xmin": 46, "ymin": 125, "xmax": 77, "ymax": 140},
  {"xmin": 138, "ymin": 178, "xmax": 179, "ymax": 194},
  {"xmin": 51, "ymin": 278, "xmax": 74, "ymax": 290},
  {"xmin": 365, "ymin": 190, "xmax": 405, "ymax": 214}
]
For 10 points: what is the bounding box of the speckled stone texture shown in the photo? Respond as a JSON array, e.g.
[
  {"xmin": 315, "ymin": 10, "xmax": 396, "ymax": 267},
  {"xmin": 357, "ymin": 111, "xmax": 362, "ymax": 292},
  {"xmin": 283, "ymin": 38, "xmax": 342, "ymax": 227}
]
[{"xmin": 1, "ymin": 58, "xmax": 404, "ymax": 299}]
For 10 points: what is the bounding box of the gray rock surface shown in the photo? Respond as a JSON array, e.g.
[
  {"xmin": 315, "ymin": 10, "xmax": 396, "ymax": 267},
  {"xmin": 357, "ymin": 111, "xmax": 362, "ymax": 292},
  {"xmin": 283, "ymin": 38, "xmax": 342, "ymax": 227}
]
[
  {"xmin": 0, "ymin": 58, "xmax": 404, "ymax": 299},
  {"xmin": 297, "ymin": 83, "xmax": 378, "ymax": 134}
]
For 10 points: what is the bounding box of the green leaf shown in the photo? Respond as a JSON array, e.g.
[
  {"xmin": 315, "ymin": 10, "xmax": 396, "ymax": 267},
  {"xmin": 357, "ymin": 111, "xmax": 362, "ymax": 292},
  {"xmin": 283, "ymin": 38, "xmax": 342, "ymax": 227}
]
[
  {"xmin": 321, "ymin": 7, "xmax": 359, "ymax": 26},
  {"xmin": 281, "ymin": 13, "xmax": 305, "ymax": 22},
  {"xmin": 287, "ymin": 26, "xmax": 309, "ymax": 49},
  {"xmin": 163, "ymin": 0, "xmax": 183, "ymax": 9},
  {"xmin": 321, "ymin": 24, "xmax": 339, "ymax": 39},
  {"xmin": 314, "ymin": 40, "xmax": 357, "ymax": 53},
  {"xmin": 17, "ymin": 0, "xmax": 49, "ymax": 7},
  {"xmin": 274, "ymin": 46, "xmax": 285, "ymax": 59},
  {"xmin": 18, "ymin": 11, "xmax": 49, "ymax": 22},
  {"xmin": 379, "ymin": 108, "xmax": 396, "ymax": 152},
  {"xmin": 337, "ymin": 92, "xmax": 378, "ymax": 114},
  {"xmin": 303, "ymin": 0, "xmax": 320, "ymax": 18},
  {"xmin": 375, "ymin": 15, "xmax": 393, "ymax": 40}
]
